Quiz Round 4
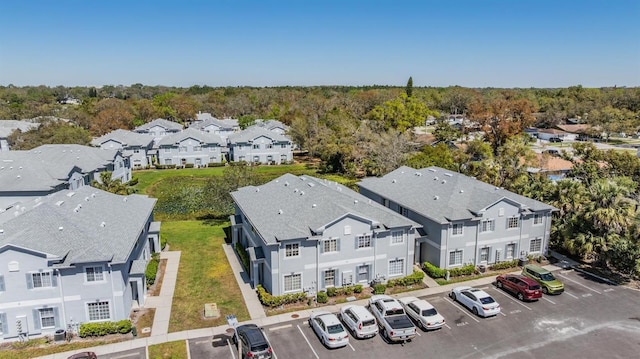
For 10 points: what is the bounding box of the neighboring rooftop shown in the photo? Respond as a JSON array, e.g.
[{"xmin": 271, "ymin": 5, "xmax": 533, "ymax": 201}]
[
  {"xmin": 0, "ymin": 186, "xmax": 157, "ymax": 266},
  {"xmin": 157, "ymin": 127, "xmax": 225, "ymax": 146},
  {"xmin": 228, "ymin": 125, "xmax": 291, "ymax": 144},
  {"xmin": 231, "ymin": 173, "xmax": 418, "ymax": 245},
  {"xmin": 190, "ymin": 116, "xmax": 239, "ymax": 131},
  {"xmin": 91, "ymin": 129, "xmax": 154, "ymax": 148},
  {"xmin": 134, "ymin": 118, "xmax": 184, "ymax": 132},
  {"xmin": 255, "ymin": 119, "xmax": 288, "ymax": 132},
  {"xmin": 358, "ymin": 166, "xmax": 557, "ymax": 224},
  {"xmin": 0, "ymin": 120, "xmax": 40, "ymax": 137}
]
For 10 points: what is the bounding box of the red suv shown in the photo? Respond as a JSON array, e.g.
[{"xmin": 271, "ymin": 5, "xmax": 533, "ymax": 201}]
[
  {"xmin": 67, "ymin": 352, "xmax": 97, "ymax": 359},
  {"xmin": 496, "ymin": 274, "xmax": 542, "ymax": 301}
]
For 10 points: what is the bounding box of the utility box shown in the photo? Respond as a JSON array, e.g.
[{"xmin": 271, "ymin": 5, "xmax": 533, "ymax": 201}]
[{"xmin": 204, "ymin": 303, "xmax": 221, "ymax": 318}]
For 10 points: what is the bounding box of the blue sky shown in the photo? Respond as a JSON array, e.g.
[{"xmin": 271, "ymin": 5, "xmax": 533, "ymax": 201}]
[{"xmin": 1, "ymin": 0, "xmax": 639, "ymax": 88}]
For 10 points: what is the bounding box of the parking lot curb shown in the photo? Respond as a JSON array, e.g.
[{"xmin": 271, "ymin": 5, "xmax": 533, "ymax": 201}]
[{"xmin": 570, "ymin": 266, "xmax": 618, "ymax": 286}]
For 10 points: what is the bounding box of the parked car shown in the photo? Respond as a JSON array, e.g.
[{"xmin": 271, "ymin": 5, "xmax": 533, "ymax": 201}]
[
  {"xmin": 309, "ymin": 311, "xmax": 350, "ymax": 348},
  {"xmin": 399, "ymin": 296, "xmax": 445, "ymax": 331},
  {"xmin": 449, "ymin": 286, "xmax": 501, "ymax": 317},
  {"xmin": 368, "ymin": 294, "xmax": 417, "ymax": 343},
  {"xmin": 67, "ymin": 353, "xmax": 97, "ymax": 359},
  {"xmin": 339, "ymin": 304, "xmax": 378, "ymax": 339},
  {"xmin": 549, "ymin": 137, "xmax": 563, "ymax": 142},
  {"xmin": 496, "ymin": 274, "xmax": 542, "ymax": 301},
  {"xmin": 522, "ymin": 264, "xmax": 564, "ymax": 294},
  {"xmin": 232, "ymin": 324, "xmax": 273, "ymax": 359}
]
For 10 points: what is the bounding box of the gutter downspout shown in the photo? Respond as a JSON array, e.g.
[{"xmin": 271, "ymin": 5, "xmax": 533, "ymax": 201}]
[
  {"xmin": 518, "ymin": 212, "xmax": 524, "ymax": 258},
  {"xmin": 473, "ymin": 221, "xmax": 479, "ymax": 266},
  {"xmin": 108, "ymin": 263, "xmax": 117, "ymax": 319},
  {"xmin": 57, "ymin": 269, "xmax": 67, "ymax": 330}
]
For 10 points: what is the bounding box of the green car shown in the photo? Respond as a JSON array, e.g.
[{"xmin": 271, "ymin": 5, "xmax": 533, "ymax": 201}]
[{"xmin": 522, "ymin": 264, "xmax": 564, "ymax": 294}]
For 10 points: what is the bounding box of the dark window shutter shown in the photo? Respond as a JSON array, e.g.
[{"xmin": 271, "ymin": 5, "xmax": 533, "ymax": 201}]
[
  {"xmin": 336, "ymin": 239, "xmax": 340, "ymax": 252},
  {"xmin": 51, "ymin": 273, "xmax": 58, "ymax": 287},
  {"xmin": 32, "ymin": 309, "xmax": 41, "ymax": 331},
  {"xmin": 53, "ymin": 307, "xmax": 60, "ymax": 328},
  {"xmin": 0, "ymin": 275, "xmax": 5, "ymax": 291},
  {"xmin": 0, "ymin": 313, "xmax": 8, "ymax": 335},
  {"xmin": 26, "ymin": 274, "xmax": 33, "ymax": 289}
]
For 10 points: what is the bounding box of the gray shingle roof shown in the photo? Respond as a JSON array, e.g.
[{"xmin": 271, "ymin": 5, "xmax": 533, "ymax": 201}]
[
  {"xmin": 0, "ymin": 144, "xmax": 122, "ymax": 192},
  {"xmin": 156, "ymin": 128, "xmax": 225, "ymax": 146},
  {"xmin": 91, "ymin": 129, "xmax": 154, "ymax": 148},
  {"xmin": 227, "ymin": 125, "xmax": 291, "ymax": 144},
  {"xmin": 231, "ymin": 174, "xmax": 419, "ymax": 245},
  {"xmin": 358, "ymin": 166, "xmax": 557, "ymax": 224},
  {"xmin": 0, "ymin": 120, "xmax": 40, "ymax": 137},
  {"xmin": 255, "ymin": 119, "xmax": 288, "ymax": 132},
  {"xmin": 0, "ymin": 186, "xmax": 157, "ymax": 266},
  {"xmin": 134, "ymin": 118, "xmax": 183, "ymax": 132},
  {"xmin": 190, "ymin": 117, "xmax": 239, "ymax": 131}
]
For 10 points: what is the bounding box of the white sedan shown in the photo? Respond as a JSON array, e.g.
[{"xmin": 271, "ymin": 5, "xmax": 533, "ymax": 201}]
[
  {"xmin": 308, "ymin": 311, "xmax": 349, "ymax": 348},
  {"xmin": 449, "ymin": 286, "xmax": 501, "ymax": 317},
  {"xmin": 399, "ymin": 296, "xmax": 445, "ymax": 330}
]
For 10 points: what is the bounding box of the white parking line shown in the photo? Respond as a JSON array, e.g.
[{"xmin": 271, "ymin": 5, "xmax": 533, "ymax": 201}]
[
  {"xmin": 347, "ymin": 342, "xmax": 356, "ymax": 351},
  {"xmin": 564, "ymin": 291, "xmax": 579, "ymax": 299},
  {"xmin": 445, "ymin": 323, "xmax": 452, "ymax": 329},
  {"xmin": 490, "ymin": 287, "xmax": 533, "ymax": 310},
  {"xmin": 443, "ymin": 296, "xmax": 480, "ymax": 323},
  {"xmin": 262, "ymin": 329, "xmax": 279, "ymax": 359},
  {"xmin": 297, "ymin": 324, "xmax": 320, "ymax": 359},
  {"xmin": 227, "ymin": 338, "xmax": 236, "ymax": 359},
  {"xmin": 269, "ymin": 324, "xmax": 292, "ymax": 331},
  {"xmin": 603, "ymin": 288, "xmax": 615, "ymax": 293},
  {"xmin": 499, "ymin": 311, "xmax": 507, "ymax": 317},
  {"xmin": 557, "ymin": 273, "xmax": 602, "ymax": 294},
  {"xmin": 541, "ymin": 296, "xmax": 556, "ymax": 305},
  {"xmin": 415, "ymin": 330, "xmax": 421, "ymax": 336}
]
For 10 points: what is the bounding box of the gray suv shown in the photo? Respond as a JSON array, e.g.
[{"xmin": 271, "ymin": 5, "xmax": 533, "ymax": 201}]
[{"xmin": 232, "ymin": 324, "xmax": 273, "ymax": 359}]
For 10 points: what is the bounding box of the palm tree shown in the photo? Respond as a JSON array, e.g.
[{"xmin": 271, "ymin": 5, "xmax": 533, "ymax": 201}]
[{"xmin": 91, "ymin": 171, "xmax": 133, "ymax": 195}]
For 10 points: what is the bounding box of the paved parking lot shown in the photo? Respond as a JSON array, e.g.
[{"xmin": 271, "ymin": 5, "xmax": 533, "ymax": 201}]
[{"xmin": 188, "ymin": 269, "xmax": 640, "ymax": 359}]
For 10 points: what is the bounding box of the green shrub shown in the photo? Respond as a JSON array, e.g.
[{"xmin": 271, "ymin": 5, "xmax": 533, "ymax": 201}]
[
  {"xmin": 208, "ymin": 162, "xmax": 225, "ymax": 167},
  {"xmin": 353, "ymin": 284, "xmax": 363, "ymax": 293},
  {"xmin": 160, "ymin": 235, "xmax": 167, "ymax": 250},
  {"xmin": 373, "ymin": 284, "xmax": 386, "ymax": 294},
  {"xmin": 154, "ymin": 164, "xmax": 177, "ymax": 170},
  {"xmin": 316, "ymin": 291, "xmax": 328, "ymax": 303},
  {"xmin": 326, "ymin": 287, "xmax": 338, "ymax": 297},
  {"xmin": 449, "ymin": 264, "xmax": 476, "ymax": 277},
  {"xmin": 489, "ymin": 259, "xmax": 519, "ymax": 271},
  {"xmin": 79, "ymin": 320, "xmax": 132, "ymax": 337},
  {"xmin": 343, "ymin": 286, "xmax": 354, "ymax": 295},
  {"xmin": 145, "ymin": 253, "xmax": 159, "ymax": 287},
  {"xmin": 423, "ymin": 262, "xmax": 447, "ymax": 278},
  {"xmin": 128, "ymin": 177, "xmax": 139, "ymax": 186},
  {"xmin": 256, "ymin": 285, "xmax": 307, "ymax": 308},
  {"xmin": 235, "ymin": 242, "xmax": 250, "ymax": 270},
  {"xmin": 387, "ymin": 270, "xmax": 425, "ymax": 287},
  {"xmin": 185, "ymin": 163, "xmax": 195, "ymax": 168}
]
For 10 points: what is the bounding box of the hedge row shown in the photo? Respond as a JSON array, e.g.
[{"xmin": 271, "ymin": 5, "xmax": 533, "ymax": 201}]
[
  {"xmin": 326, "ymin": 284, "xmax": 363, "ymax": 297},
  {"xmin": 235, "ymin": 242, "xmax": 250, "ymax": 271},
  {"xmin": 423, "ymin": 262, "xmax": 476, "ymax": 278},
  {"xmin": 145, "ymin": 253, "xmax": 159, "ymax": 287},
  {"xmin": 489, "ymin": 259, "xmax": 520, "ymax": 270},
  {"xmin": 79, "ymin": 320, "xmax": 132, "ymax": 337},
  {"xmin": 256, "ymin": 285, "xmax": 307, "ymax": 308},
  {"xmin": 387, "ymin": 270, "xmax": 425, "ymax": 287},
  {"xmin": 154, "ymin": 164, "xmax": 177, "ymax": 169}
]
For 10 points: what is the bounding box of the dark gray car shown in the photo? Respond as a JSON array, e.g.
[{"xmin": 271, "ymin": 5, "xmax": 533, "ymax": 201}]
[{"xmin": 232, "ymin": 324, "xmax": 273, "ymax": 359}]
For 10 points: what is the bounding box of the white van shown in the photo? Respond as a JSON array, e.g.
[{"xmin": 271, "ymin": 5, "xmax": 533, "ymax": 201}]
[{"xmin": 338, "ymin": 304, "xmax": 378, "ymax": 339}]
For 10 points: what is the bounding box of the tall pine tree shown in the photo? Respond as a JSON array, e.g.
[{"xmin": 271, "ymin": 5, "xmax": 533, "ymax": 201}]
[{"xmin": 405, "ymin": 76, "xmax": 413, "ymax": 97}]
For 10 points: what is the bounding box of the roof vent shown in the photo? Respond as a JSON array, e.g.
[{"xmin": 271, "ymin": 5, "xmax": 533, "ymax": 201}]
[
  {"xmin": 123, "ymin": 197, "xmax": 128, "ymax": 202},
  {"xmin": 74, "ymin": 204, "xmax": 82, "ymax": 212},
  {"xmin": 428, "ymin": 168, "xmax": 437, "ymax": 172},
  {"xmin": 312, "ymin": 204, "xmax": 316, "ymax": 208},
  {"xmin": 0, "ymin": 229, "xmax": 4, "ymax": 235},
  {"xmin": 284, "ymin": 181, "xmax": 289, "ymax": 186},
  {"xmin": 67, "ymin": 192, "xmax": 76, "ymax": 197},
  {"xmin": 415, "ymin": 172, "xmax": 422, "ymax": 176},
  {"xmin": 434, "ymin": 177, "xmax": 438, "ymax": 180},
  {"xmin": 444, "ymin": 173, "xmax": 453, "ymax": 177},
  {"xmin": 91, "ymin": 193, "xmax": 96, "ymax": 198},
  {"xmin": 19, "ymin": 166, "xmax": 22, "ymax": 169},
  {"xmin": 294, "ymin": 188, "xmax": 298, "ymax": 193},
  {"xmin": 16, "ymin": 175, "xmax": 21, "ymax": 179},
  {"xmin": 278, "ymin": 209, "xmax": 283, "ymax": 214},
  {"xmin": 392, "ymin": 179, "xmax": 396, "ymax": 183},
  {"xmin": 85, "ymin": 197, "xmax": 90, "ymax": 201},
  {"xmin": 442, "ymin": 180, "xmax": 446, "ymax": 184},
  {"xmin": 354, "ymin": 200, "xmax": 358, "ymax": 204},
  {"xmin": 55, "ymin": 201, "xmax": 64, "ymax": 206},
  {"xmin": 300, "ymin": 191, "xmax": 305, "ymax": 196},
  {"xmin": 58, "ymin": 226, "xmax": 64, "ymax": 231},
  {"xmin": 307, "ymin": 182, "xmax": 314, "ymax": 187},
  {"xmin": 460, "ymin": 189, "xmax": 464, "ymax": 193},
  {"xmin": 100, "ymin": 222, "xmax": 106, "ymax": 227},
  {"xmin": 255, "ymin": 188, "xmax": 259, "ymax": 192},
  {"xmin": 434, "ymin": 196, "xmax": 439, "ymax": 200}
]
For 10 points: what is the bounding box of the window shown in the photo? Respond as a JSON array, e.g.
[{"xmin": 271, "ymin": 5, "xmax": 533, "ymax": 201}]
[
  {"xmin": 284, "ymin": 273, "xmax": 301, "ymax": 292},
  {"xmin": 357, "ymin": 265, "xmax": 369, "ymax": 282},
  {"xmin": 85, "ymin": 266, "xmax": 104, "ymax": 282},
  {"xmin": 449, "ymin": 250, "xmax": 463, "ymax": 266},
  {"xmin": 323, "ymin": 238, "xmax": 338, "ymax": 253},
  {"xmin": 356, "ymin": 235, "xmax": 372, "ymax": 248},
  {"xmin": 398, "ymin": 206, "xmax": 408, "ymax": 216},
  {"xmin": 133, "ymin": 149, "xmax": 140, "ymax": 153},
  {"xmin": 344, "ymin": 226, "xmax": 351, "ymax": 235},
  {"xmin": 324, "ymin": 270, "xmax": 335, "ymax": 287},
  {"xmin": 391, "ymin": 230, "xmax": 404, "ymax": 244},
  {"xmin": 506, "ymin": 243, "xmax": 516, "ymax": 258},
  {"xmin": 285, "ymin": 243, "xmax": 299, "ymax": 257},
  {"xmin": 266, "ymin": 143, "xmax": 273, "ymax": 149},
  {"xmin": 253, "ymin": 155, "xmax": 259, "ymax": 162},
  {"xmin": 39, "ymin": 308, "xmax": 55, "ymax": 328},
  {"xmin": 179, "ymin": 146, "xmax": 187, "ymax": 152},
  {"xmin": 237, "ymin": 145, "xmax": 243, "ymax": 150},
  {"xmin": 382, "ymin": 198, "xmax": 389, "ymax": 207},
  {"xmin": 507, "ymin": 217, "xmax": 520, "ymax": 229},
  {"xmin": 209, "ymin": 146, "xmax": 216, "ymax": 152},
  {"xmin": 163, "ymin": 147, "xmax": 171, "ymax": 153},
  {"xmin": 0, "ymin": 275, "xmax": 4, "ymax": 292},
  {"xmin": 452, "ymin": 223, "xmax": 463, "ymax": 236},
  {"xmin": 533, "ymin": 214, "xmax": 543, "ymax": 225},
  {"xmin": 480, "ymin": 219, "xmax": 495, "ymax": 232},
  {"xmin": 252, "ymin": 144, "xmax": 259, "ymax": 149},
  {"xmin": 87, "ymin": 301, "xmax": 110, "ymax": 321},
  {"xmin": 389, "ymin": 259, "xmax": 404, "ymax": 276},
  {"xmin": 281, "ymin": 143, "xmax": 287, "ymax": 148},
  {"xmin": 0, "ymin": 313, "xmax": 4, "ymax": 334},
  {"xmin": 194, "ymin": 146, "xmax": 202, "ymax": 151},
  {"xmin": 530, "ymin": 238, "xmax": 542, "ymax": 253},
  {"xmin": 164, "ymin": 159, "xmax": 172, "ymax": 165},
  {"xmin": 31, "ymin": 272, "xmax": 53, "ymax": 288},
  {"xmin": 480, "ymin": 247, "xmax": 490, "ymax": 262}
]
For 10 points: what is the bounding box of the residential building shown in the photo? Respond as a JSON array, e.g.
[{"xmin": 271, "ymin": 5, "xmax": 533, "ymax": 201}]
[
  {"xmin": 255, "ymin": 119, "xmax": 289, "ymax": 136},
  {"xmin": 227, "ymin": 126, "xmax": 293, "ymax": 164},
  {"xmin": 133, "ymin": 119, "xmax": 183, "ymax": 145},
  {"xmin": 537, "ymin": 128, "xmax": 567, "ymax": 141},
  {"xmin": 358, "ymin": 166, "xmax": 557, "ymax": 269},
  {"xmin": 0, "ymin": 186, "xmax": 159, "ymax": 341},
  {"xmin": 190, "ymin": 113, "xmax": 239, "ymax": 141},
  {"xmin": 230, "ymin": 174, "xmax": 419, "ymax": 296},
  {"xmin": 527, "ymin": 153, "xmax": 573, "ymax": 181},
  {"xmin": 0, "ymin": 145, "xmax": 131, "ymax": 210},
  {"xmin": 0, "ymin": 120, "xmax": 40, "ymax": 152},
  {"xmin": 91, "ymin": 129, "xmax": 155, "ymax": 168},
  {"xmin": 156, "ymin": 128, "xmax": 225, "ymax": 167}
]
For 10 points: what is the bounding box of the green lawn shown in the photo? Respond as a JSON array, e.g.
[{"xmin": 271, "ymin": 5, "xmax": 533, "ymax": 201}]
[
  {"xmin": 162, "ymin": 220, "xmax": 250, "ymax": 332},
  {"xmin": 148, "ymin": 340, "xmax": 187, "ymax": 359}
]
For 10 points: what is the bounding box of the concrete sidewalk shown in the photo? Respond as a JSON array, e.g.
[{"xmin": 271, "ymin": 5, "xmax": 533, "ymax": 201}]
[
  {"xmin": 222, "ymin": 243, "xmax": 266, "ymax": 319},
  {"xmin": 144, "ymin": 251, "xmax": 181, "ymax": 336}
]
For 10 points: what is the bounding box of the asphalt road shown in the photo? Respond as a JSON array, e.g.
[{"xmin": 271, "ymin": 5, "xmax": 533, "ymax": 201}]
[{"xmin": 186, "ymin": 269, "xmax": 640, "ymax": 359}]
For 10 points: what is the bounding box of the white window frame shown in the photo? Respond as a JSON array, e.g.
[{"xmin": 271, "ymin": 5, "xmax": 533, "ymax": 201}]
[
  {"xmin": 506, "ymin": 243, "xmax": 516, "ymax": 259},
  {"xmin": 283, "ymin": 273, "xmax": 302, "ymax": 293},
  {"xmin": 391, "ymin": 230, "xmax": 405, "ymax": 244},
  {"xmin": 449, "ymin": 249, "xmax": 463, "ymax": 267},
  {"xmin": 194, "ymin": 145, "xmax": 202, "ymax": 152},
  {"xmin": 357, "ymin": 265, "xmax": 369, "ymax": 283},
  {"xmin": 85, "ymin": 265, "xmax": 105, "ymax": 283},
  {"xmin": 323, "ymin": 238, "xmax": 338, "ymax": 253},
  {"xmin": 31, "ymin": 271, "xmax": 53, "ymax": 288},
  {"xmin": 39, "ymin": 308, "xmax": 55, "ymax": 329},
  {"xmin": 533, "ymin": 214, "xmax": 543, "ymax": 225},
  {"xmin": 480, "ymin": 219, "xmax": 495, "ymax": 233},
  {"xmin": 252, "ymin": 144, "xmax": 260, "ymax": 149},
  {"xmin": 86, "ymin": 301, "xmax": 111, "ymax": 322},
  {"xmin": 324, "ymin": 269, "xmax": 336, "ymax": 288},
  {"xmin": 507, "ymin": 217, "xmax": 520, "ymax": 229},
  {"xmin": 285, "ymin": 243, "xmax": 300, "ymax": 258},
  {"xmin": 388, "ymin": 259, "xmax": 404, "ymax": 277},
  {"xmin": 479, "ymin": 247, "xmax": 490, "ymax": 263},
  {"xmin": 529, "ymin": 238, "xmax": 542, "ymax": 253},
  {"xmin": 356, "ymin": 234, "xmax": 372, "ymax": 249},
  {"xmin": 164, "ymin": 159, "xmax": 172, "ymax": 165},
  {"xmin": 163, "ymin": 147, "xmax": 171, "ymax": 153},
  {"xmin": 179, "ymin": 146, "xmax": 187, "ymax": 153},
  {"xmin": 452, "ymin": 223, "xmax": 463, "ymax": 236},
  {"xmin": 280, "ymin": 143, "xmax": 287, "ymax": 148}
]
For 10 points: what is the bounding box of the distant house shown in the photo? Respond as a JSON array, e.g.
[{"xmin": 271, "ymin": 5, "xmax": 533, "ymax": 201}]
[
  {"xmin": 227, "ymin": 126, "xmax": 293, "ymax": 164},
  {"xmin": 190, "ymin": 113, "xmax": 239, "ymax": 141},
  {"xmin": 255, "ymin": 119, "xmax": 289, "ymax": 136},
  {"xmin": 0, "ymin": 144, "xmax": 131, "ymax": 210},
  {"xmin": 555, "ymin": 124, "xmax": 596, "ymax": 141},
  {"xmin": 156, "ymin": 128, "xmax": 225, "ymax": 167},
  {"xmin": 537, "ymin": 128, "xmax": 567, "ymax": 141},
  {"xmin": 0, "ymin": 120, "xmax": 40, "ymax": 152},
  {"xmin": 230, "ymin": 174, "xmax": 419, "ymax": 296},
  {"xmin": 0, "ymin": 186, "xmax": 159, "ymax": 341},
  {"xmin": 134, "ymin": 119, "xmax": 183, "ymax": 145},
  {"xmin": 527, "ymin": 153, "xmax": 574, "ymax": 180},
  {"xmin": 358, "ymin": 166, "xmax": 557, "ymax": 269},
  {"xmin": 91, "ymin": 129, "xmax": 155, "ymax": 168}
]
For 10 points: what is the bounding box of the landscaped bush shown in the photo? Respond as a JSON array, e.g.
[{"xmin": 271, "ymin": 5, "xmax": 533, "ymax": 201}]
[
  {"xmin": 235, "ymin": 242, "xmax": 250, "ymax": 271},
  {"xmin": 449, "ymin": 264, "xmax": 476, "ymax": 277},
  {"xmin": 489, "ymin": 259, "xmax": 519, "ymax": 271},
  {"xmin": 316, "ymin": 291, "xmax": 328, "ymax": 303},
  {"xmin": 145, "ymin": 253, "xmax": 159, "ymax": 287},
  {"xmin": 154, "ymin": 164, "xmax": 177, "ymax": 170},
  {"xmin": 79, "ymin": 320, "xmax": 132, "ymax": 337},
  {"xmin": 326, "ymin": 287, "xmax": 338, "ymax": 297},
  {"xmin": 353, "ymin": 284, "xmax": 363, "ymax": 293},
  {"xmin": 208, "ymin": 162, "xmax": 225, "ymax": 167},
  {"xmin": 256, "ymin": 285, "xmax": 307, "ymax": 308},
  {"xmin": 185, "ymin": 163, "xmax": 195, "ymax": 168},
  {"xmin": 373, "ymin": 284, "xmax": 386, "ymax": 294},
  {"xmin": 387, "ymin": 270, "xmax": 425, "ymax": 287},
  {"xmin": 423, "ymin": 261, "xmax": 447, "ymax": 278}
]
